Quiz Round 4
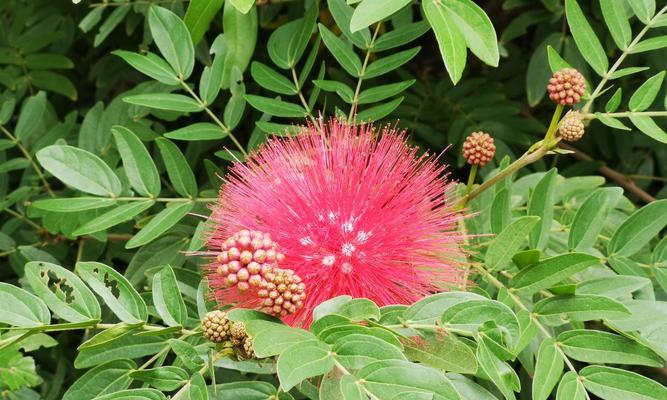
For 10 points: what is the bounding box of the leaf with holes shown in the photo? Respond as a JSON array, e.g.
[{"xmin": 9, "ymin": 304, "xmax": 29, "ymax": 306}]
[
  {"xmin": 25, "ymin": 261, "xmax": 100, "ymax": 323},
  {"xmin": 76, "ymin": 262, "xmax": 147, "ymax": 323}
]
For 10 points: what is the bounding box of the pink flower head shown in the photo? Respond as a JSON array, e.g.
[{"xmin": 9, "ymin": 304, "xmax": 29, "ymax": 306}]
[{"xmin": 205, "ymin": 120, "xmax": 464, "ymax": 326}]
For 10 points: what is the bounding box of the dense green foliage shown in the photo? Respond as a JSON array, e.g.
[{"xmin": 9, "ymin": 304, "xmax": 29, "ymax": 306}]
[{"xmin": 1, "ymin": 0, "xmax": 667, "ymax": 399}]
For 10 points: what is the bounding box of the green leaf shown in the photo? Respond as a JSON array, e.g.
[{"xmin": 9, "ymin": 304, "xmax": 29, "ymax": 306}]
[
  {"xmin": 373, "ymin": 21, "xmax": 430, "ymax": 52},
  {"xmin": 490, "ymin": 187, "xmax": 512, "ymax": 234},
  {"xmin": 630, "ymin": 35, "xmax": 667, "ymax": 53},
  {"xmin": 313, "ymin": 80, "xmax": 354, "ymax": 103},
  {"xmin": 610, "ymin": 66, "xmax": 650, "ymax": 79},
  {"xmin": 183, "ymin": 0, "xmax": 224, "ymax": 45},
  {"xmin": 148, "ymin": 6, "xmax": 195, "ymax": 79},
  {"xmin": 356, "ymin": 97, "xmax": 404, "ymax": 122},
  {"xmin": 510, "ymin": 253, "xmax": 600, "ymax": 295},
  {"xmin": 597, "ymin": 113, "xmax": 631, "ymax": 130},
  {"xmin": 403, "ymin": 334, "xmax": 477, "ymax": 374},
  {"xmin": 277, "ymin": 340, "xmax": 334, "ymax": 391},
  {"xmin": 112, "ymin": 126, "xmax": 161, "ymax": 197},
  {"xmin": 76, "ymin": 262, "xmax": 147, "ymax": 324},
  {"xmin": 156, "ymin": 138, "xmax": 198, "ymax": 197},
  {"xmin": 25, "ymin": 261, "xmax": 100, "ymax": 323},
  {"xmin": 568, "ymin": 188, "xmax": 616, "ymax": 250},
  {"xmin": 251, "ymin": 62, "xmax": 295, "ymax": 95},
  {"xmin": 576, "ymin": 275, "xmax": 650, "ymax": 298},
  {"xmin": 73, "ymin": 201, "xmax": 155, "ymax": 236},
  {"xmin": 528, "ymin": 168, "xmax": 557, "ymax": 249},
  {"xmin": 245, "ymin": 95, "xmax": 305, "ymax": 118},
  {"xmin": 629, "ymin": 71, "xmax": 664, "ymax": 111},
  {"xmin": 565, "ymin": 0, "xmax": 608, "ymax": 76},
  {"xmin": 74, "ymin": 330, "xmax": 167, "ymax": 368},
  {"xmin": 0, "ymin": 282, "xmax": 51, "ymax": 327},
  {"xmin": 126, "ymin": 202, "xmax": 194, "ymax": 249},
  {"xmin": 96, "ymin": 389, "xmax": 167, "ymax": 400},
  {"xmin": 422, "ymin": 1, "xmax": 466, "ymax": 84},
  {"xmin": 333, "ymin": 334, "xmax": 406, "ymax": 369},
  {"xmin": 31, "ymin": 197, "xmax": 117, "ymax": 213},
  {"xmin": 318, "ymin": 23, "xmax": 362, "ymax": 77},
  {"xmin": 364, "ymin": 47, "xmax": 421, "ymax": 79},
  {"xmin": 112, "ymin": 50, "xmax": 179, "ymax": 85},
  {"xmin": 31, "ymin": 71, "xmax": 77, "ymax": 100},
  {"xmin": 556, "ymin": 372, "xmax": 586, "ymax": 400},
  {"xmin": 532, "ymin": 338, "xmax": 563, "ymax": 400},
  {"xmin": 600, "ymin": 0, "xmax": 632, "ymax": 49},
  {"xmin": 627, "ymin": 0, "xmax": 656, "ymax": 23},
  {"xmin": 229, "ymin": 0, "xmax": 255, "ymax": 14},
  {"xmin": 350, "ymin": 0, "xmax": 412, "ymax": 33},
  {"xmin": 447, "ymin": 373, "xmax": 498, "ymax": 400},
  {"xmin": 221, "ymin": 1, "xmax": 257, "ymax": 88},
  {"xmin": 441, "ymin": 299, "xmax": 520, "ymax": 348},
  {"xmin": 267, "ymin": 3, "xmax": 318, "ymax": 69},
  {"xmin": 199, "ymin": 54, "xmax": 224, "ymax": 105},
  {"xmin": 534, "ymin": 294, "xmax": 631, "ymax": 322},
  {"xmin": 403, "ymin": 291, "xmax": 486, "ymax": 324},
  {"xmin": 606, "ymin": 88, "xmax": 623, "ymax": 112},
  {"xmin": 123, "ymin": 93, "xmax": 203, "ymax": 113},
  {"xmin": 130, "ymin": 366, "xmax": 189, "ymax": 391},
  {"xmin": 37, "ymin": 145, "xmax": 121, "ymax": 196},
  {"xmin": 62, "ymin": 360, "xmax": 135, "ymax": 400},
  {"xmin": 164, "ymin": 122, "xmax": 227, "ymax": 141},
  {"xmin": 581, "ymin": 365, "xmax": 667, "ymax": 400},
  {"xmin": 357, "ymin": 80, "xmax": 415, "ymax": 104},
  {"xmin": 608, "ymin": 199, "xmax": 667, "ymax": 256},
  {"xmin": 224, "ymin": 87, "xmax": 246, "ymax": 131},
  {"xmin": 152, "ymin": 265, "xmax": 187, "ymax": 326},
  {"xmin": 443, "ymin": 0, "xmax": 499, "ymax": 67},
  {"xmin": 476, "ymin": 341, "xmax": 520, "ymax": 400},
  {"xmin": 169, "ymin": 339, "xmax": 204, "ymax": 371},
  {"xmin": 93, "ymin": 6, "xmax": 130, "ymax": 47},
  {"xmin": 78, "ymin": 324, "xmax": 137, "ymax": 351},
  {"xmin": 181, "ymin": 372, "xmax": 208, "ymax": 400},
  {"xmin": 357, "ymin": 359, "xmax": 462, "ymax": 399},
  {"xmin": 559, "ymin": 330, "xmax": 663, "ymax": 367},
  {"xmin": 15, "ymin": 91, "xmax": 46, "ymax": 143},
  {"xmin": 328, "ymin": 0, "xmax": 371, "ymax": 49},
  {"xmin": 249, "ymin": 321, "xmax": 316, "ymax": 357},
  {"xmin": 629, "ymin": 115, "xmax": 667, "ymax": 143},
  {"xmin": 0, "ymin": 97, "xmax": 15, "ymax": 124},
  {"xmin": 485, "ymin": 216, "xmax": 540, "ymax": 271},
  {"xmin": 0, "ymin": 158, "xmax": 29, "ymax": 173}
]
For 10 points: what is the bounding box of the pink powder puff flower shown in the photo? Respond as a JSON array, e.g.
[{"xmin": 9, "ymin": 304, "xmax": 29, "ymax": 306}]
[{"xmin": 205, "ymin": 119, "xmax": 465, "ymax": 326}]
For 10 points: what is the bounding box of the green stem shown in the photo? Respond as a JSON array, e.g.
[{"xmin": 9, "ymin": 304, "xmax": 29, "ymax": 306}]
[
  {"xmin": 0, "ymin": 125, "xmax": 54, "ymax": 197},
  {"xmin": 290, "ymin": 67, "xmax": 317, "ymax": 125},
  {"xmin": 461, "ymin": 165, "xmax": 478, "ymax": 207},
  {"xmin": 113, "ymin": 196, "xmax": 217, "ymax": 203},
  {"xmin": 348, "ymin": 24, "xmax": 382, "ymax": 121},
  {"xmin": 544, "ymin": 104, "xmax": 564, "ymax": 146},
  {"xmin": 582, "ymin": 110, "xmax": 667, "ymax": 119},
  {"xmin": 179, "ymin": 80, "xmax": 248, "ymax": 158}
]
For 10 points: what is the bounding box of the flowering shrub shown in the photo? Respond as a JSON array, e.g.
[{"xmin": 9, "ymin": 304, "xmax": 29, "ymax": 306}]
[{"xmin": 1, "ymin": 0, "xmax": 667, "ymax": 399}]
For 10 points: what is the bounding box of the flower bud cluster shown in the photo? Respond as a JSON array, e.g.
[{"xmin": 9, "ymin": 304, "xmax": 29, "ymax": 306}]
[
  {"xmin": 212, "ymin": 229, "xmax": 305, "ymax": 318},
  {"xmin": 547, "ymin": 68, "xmax": 586, "ymax": 106},
  {"xmin": 462, "ymin": 131, "xmax": 496, "ymax": 167},
  {"xmin": 201, "ymin": 311, "xmax": 256, "ymax": 359},
  {"xmin": 558, "ymin": 111, "xmax": 585, "ymax": 142}
]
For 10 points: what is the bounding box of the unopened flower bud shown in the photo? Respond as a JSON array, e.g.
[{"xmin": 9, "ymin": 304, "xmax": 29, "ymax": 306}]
[
  {"xmin": 462, "ymin": 132, "xmax": 495, "ymax": 167},
  {"xmin": 202, "ymin": 310, "xmax": 231, "ymax": 343},
  {"xmin": 547, "ymin": 68, "xmax": 585, "ymax": 106},
  {"xmin": 558, "ymin": 111, "xmax": 585, "ymax": 141}
]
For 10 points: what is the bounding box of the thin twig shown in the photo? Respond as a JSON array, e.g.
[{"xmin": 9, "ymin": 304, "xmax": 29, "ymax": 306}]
[
  {"xmin": 560, "ymin": 143, "xmax": 655, "ymax": 203},
  {"xmin": 0, "ymin": 125, "xmax": 54, "ymax": 197},
  {"xmin": 348, "ymin": 24, "xmax": 382, "ymax": 121}
]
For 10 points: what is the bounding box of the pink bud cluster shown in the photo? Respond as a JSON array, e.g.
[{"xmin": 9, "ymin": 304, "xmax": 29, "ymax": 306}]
[
  {"xmin": 211, "ymin": 229, "xmax": 305, "ymax": 317},
  {"xmin": 547, "ymin": 68, "xmax": 586, "ymax": 106}
]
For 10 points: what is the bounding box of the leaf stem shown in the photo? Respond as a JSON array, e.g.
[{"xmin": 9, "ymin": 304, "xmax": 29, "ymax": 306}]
[
  {"xmin": 179, "ymin": 80, "xmax": 248, "ymax": 158},
  {"xmin": 582, "ymin": 5, "xmax": 667, "ymax": 113},
  {"xmin": 459, "ymin": 165, "xmax": 478, "ymax": 209},
  {"xmin": 290, "ymin": 67, "xmax": 317, "ymax": 125},
  {"xmin": 582, "ymin": 110, "xmax": 667, "ymax": 119},
  {"xmin": 114, "ymin": 196, "xmax": 216, "ymax": 203},
  {"xmin": 0, "ymin": 124, "xmax": 54, "ymax": 197},
  {"xmin": 348, "ymin": 24, "xmax": 382, "ymax": 121}
]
